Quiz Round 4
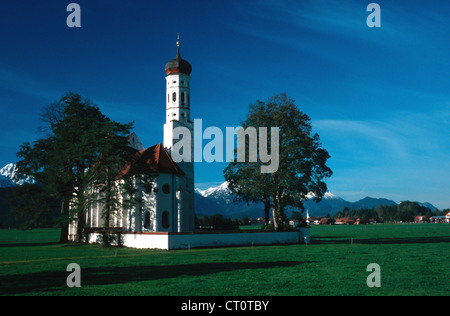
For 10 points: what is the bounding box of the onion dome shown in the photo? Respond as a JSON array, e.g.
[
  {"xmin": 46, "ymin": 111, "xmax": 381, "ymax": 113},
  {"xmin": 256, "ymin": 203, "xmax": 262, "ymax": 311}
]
[{"xmin": 165, "ymin": 38, "xmax": 192, "ymax": 76}]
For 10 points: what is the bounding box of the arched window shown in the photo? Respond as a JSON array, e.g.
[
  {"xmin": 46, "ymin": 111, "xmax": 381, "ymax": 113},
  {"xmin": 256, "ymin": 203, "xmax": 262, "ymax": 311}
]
[
  {"xmin": 172, "ymin": 92, "xmax": 176, "ymax": 102},
  {"xmin": 162, "ymin": 184, "xmax": 171, "ymax": 194},
  {"xmin": 144, "ymin": 183, "xmax": 152, "ymax": 194},
  {"xmin": 144, "ymin": 212, "xmax": 151, "ymax": 229},
  {"xmin": 181, "ymin": 92, "xmax": 185, "ymax": 104},
  {"xmin": 162, "ymin": 211, "xmax": 170, "ymax": 229}
]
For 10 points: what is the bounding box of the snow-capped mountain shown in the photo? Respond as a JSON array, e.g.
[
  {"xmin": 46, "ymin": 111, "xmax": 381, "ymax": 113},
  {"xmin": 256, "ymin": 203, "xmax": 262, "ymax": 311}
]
[
  {"xmin": 197, "ymin": 182, "xmax": 341, "ymax": 202},
  {"xmin": 305, "ymin": 191, "xmax": 341, "ymax": 200},
  {"xmin": 195, "ymin": 182, "xmax": 230, "ymax": 198},
  {"xmin": 0, "ymin": 163, "xmax": 34, "ymax": 188},
  {"xmin": 194, "ymin": 181, "xmax": 438, "ymax": 218},
  {"xmin": 194, "ymin": 182, "xmax": 349, "ymax": 218}
]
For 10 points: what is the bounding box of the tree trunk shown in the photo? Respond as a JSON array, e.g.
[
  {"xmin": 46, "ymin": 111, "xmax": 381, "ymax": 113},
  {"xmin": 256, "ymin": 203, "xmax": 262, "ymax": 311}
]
[
  {"xmin": 76, "ymin": 211, "xmax": 85, "ymax": 243},
  {"xmin": 271, "ymin": 195, "xmax": 279, "ymax": 231},
  {"xmin": 263, "ymin": 196, "xmax": 271, "ymax": 225},
  {"xmin": 276, "ymin": 189, "xmax": 285, "ymax": 230}
]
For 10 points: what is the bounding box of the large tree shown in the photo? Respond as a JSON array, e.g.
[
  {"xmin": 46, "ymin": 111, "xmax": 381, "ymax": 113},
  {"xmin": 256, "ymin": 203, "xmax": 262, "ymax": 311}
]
[
  {"xmin": 14, "ymin": 93, "xmax": 133, "ymax": 242},
  {"xmin": 224, "ymin": 93, "xmax": 332, "ymax": 230},
  {"xmin": 86, "ymin": 120, "xmax": 137, "ymax": 246}
]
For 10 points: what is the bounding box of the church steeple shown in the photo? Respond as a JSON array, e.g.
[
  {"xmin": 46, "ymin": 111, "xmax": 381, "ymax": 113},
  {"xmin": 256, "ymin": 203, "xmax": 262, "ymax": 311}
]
[
  {"xmin": 164, "ymin": 37, "xmax": 192, "ymax": 124},
  {"xmin": 163, "ymin": 38, "xmax": 195, "ymax": 232},
  {"xmin": 165, "ymin": 35, "xmax": 192, "ymax": 76}
]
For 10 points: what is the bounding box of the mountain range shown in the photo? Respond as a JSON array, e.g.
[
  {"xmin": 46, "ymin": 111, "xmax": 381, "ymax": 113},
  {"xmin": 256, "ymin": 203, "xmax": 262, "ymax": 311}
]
[
  {"xmin": 195, "ymin": 182, "xmax": 438, "ymax": 219},
  {"xmin": 0, "ymin": 163, "xmax": 437, "ymax": 218}
]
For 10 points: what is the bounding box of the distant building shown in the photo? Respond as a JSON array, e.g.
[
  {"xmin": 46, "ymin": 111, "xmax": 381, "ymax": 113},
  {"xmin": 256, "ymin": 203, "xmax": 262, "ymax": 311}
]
[
  {"xmin": 335, "ymin": 217, "xmax": 354, "ymax": 225},
  {"xmin": 430, "ymin": 214, "xmax": 450, "ymax": 223},
  {"xmin": 414, "ymin": 216, "xmax": 426, "ymax": 223},
  {"xmin": 319, "ymin": 218, "xmax": 333, "ymax": 225}
]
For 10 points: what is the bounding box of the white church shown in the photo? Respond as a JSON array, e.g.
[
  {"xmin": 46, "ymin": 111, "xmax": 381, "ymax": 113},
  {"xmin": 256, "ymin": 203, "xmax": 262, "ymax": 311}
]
[
  {"xmin": 68, "ymin": 40, "xmax": 308, "ymax": 249},
  {"xmin": 68, "ymin": 40, "xmax": 194, "ymax": 237}
]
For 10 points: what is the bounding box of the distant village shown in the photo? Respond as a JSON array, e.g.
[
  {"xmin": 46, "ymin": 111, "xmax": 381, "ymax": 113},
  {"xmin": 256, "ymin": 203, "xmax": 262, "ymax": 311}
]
[
  {"xmin": 196, "ymin": 202, "xmax": 450, "ymax": 231},
  {"xmin": 288, "ymin": 211, "xmax": 450, "ymax": 227}
]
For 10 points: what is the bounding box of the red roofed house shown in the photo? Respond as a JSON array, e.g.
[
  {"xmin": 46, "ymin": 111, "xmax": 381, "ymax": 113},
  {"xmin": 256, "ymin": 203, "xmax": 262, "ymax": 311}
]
[
  {"xmin": 414, "ymin": 215, "xmax": 426, "ymax": 223},
  {"xmin": 335, "ymin": 217, "xmax": 355, "ymax": 225}
]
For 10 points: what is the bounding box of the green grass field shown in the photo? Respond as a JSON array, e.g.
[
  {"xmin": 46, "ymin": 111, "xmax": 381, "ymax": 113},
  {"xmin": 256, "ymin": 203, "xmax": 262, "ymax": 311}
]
[{"xmin": 0, "ymin": 224, "xmax": 449, "ymax": 296}]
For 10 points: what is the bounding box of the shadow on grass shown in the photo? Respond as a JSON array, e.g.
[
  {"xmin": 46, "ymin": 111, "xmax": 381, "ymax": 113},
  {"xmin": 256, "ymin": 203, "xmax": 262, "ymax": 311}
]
[
  {"xmin": 312, "ymin": 235, "xmax": 450, "ymax": 245},
  {"xmin": 0, "ymin": 242, "xmax": 60, "ymax": 248},
  {"xmin": 0, "ymin": 260, "xmax": 311, "ymax": 295}
]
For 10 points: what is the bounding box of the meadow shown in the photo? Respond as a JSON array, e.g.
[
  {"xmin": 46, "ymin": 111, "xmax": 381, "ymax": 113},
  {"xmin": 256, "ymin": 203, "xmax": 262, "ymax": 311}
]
[{"xmin": 0, "ymin": 224, "xmax": 449, "ymax": 296}]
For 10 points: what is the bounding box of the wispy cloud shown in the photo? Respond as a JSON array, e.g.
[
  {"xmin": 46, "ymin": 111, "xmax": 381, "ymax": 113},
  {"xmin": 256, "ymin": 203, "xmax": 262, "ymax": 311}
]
[
  {"xmin": 226, "ymin": 1, "xmax": 376, "ymax": 45},
  {"xmin": 313, "ymin": 118, "xmax": 410, "ymax": 169},
  {"xmin": 224, "ymin": 0, "xmax": 448, "ymax": 66},
  {"xmin": 314, "ymin": 104, "xmax": 450, "ymax": 161},
  {"xmin": 313, "ymin": 105, "xmax": 450, "ymax": 208}
]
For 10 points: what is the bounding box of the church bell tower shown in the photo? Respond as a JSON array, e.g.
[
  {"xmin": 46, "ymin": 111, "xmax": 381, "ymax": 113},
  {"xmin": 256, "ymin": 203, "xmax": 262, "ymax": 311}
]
[{"xmin": 163, "ymin": 36, "xmax": 195, "ymax": 232}]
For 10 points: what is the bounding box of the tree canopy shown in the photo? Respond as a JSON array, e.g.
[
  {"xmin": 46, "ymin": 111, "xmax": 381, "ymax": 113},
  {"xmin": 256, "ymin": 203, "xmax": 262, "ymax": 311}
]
[
  {"xmin": 14, "ymin": 93, "xmax": 133, "ymax": 242},
  {"xmin": 224, "ymin": 93, "xmax": 332, "ymax": 230}
]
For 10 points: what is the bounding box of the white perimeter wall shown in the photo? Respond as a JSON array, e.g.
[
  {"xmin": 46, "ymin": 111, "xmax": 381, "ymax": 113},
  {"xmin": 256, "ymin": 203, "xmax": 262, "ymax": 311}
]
[
  {"xmin": 86, "ymin": 230, "xmax": 310, "ymax": 250},
  {"xmin": 167, "ymin": 231, "xmax": 301, "ymax": 250}
]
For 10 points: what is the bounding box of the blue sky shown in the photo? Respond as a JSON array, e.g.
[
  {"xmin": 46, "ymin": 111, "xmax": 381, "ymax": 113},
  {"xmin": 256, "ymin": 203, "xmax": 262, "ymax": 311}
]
[{"xmin": 0, "ymin": 0, "xmax": 449, "ymax": 209}]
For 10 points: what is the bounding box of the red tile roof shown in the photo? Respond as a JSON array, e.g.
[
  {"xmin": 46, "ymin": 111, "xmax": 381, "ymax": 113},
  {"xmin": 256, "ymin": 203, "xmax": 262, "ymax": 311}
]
[{"xmin": 118, "ymin": 143, "xmax": 185, "ymax": 179}]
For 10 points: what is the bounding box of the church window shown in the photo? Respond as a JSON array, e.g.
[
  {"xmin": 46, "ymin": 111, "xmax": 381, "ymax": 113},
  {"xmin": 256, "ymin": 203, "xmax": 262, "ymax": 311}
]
[
  {"xmin": 187, "ymin": 93, "xmax": 190, "ymax": 106},
  {"xmin": 162, "ymin": 211, "xmax": 170, "ymax": 229},
  {"xmin": 172, "ymin": 92, "xmax": 176, "ymax": 102},
  {"xmin": 144, "ymin": 212, "xmax": 151, "ymax": 229},
  {"xmin": 181, "ymin": 92, "xmax": 185, "ymax": 104},
  {"xmin": 162, "ymin": 184, "xmax": 171, "ymax": 194},
  {"xmin": 144, "ymin": 183, "xmax": 153, "ymax": 194}
]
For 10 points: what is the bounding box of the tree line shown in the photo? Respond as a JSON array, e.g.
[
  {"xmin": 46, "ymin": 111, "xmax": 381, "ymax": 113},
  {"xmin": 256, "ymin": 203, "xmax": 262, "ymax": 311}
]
[{"xmin": 329, "ymin": 201, "xmax": 447, "ymax": 223}]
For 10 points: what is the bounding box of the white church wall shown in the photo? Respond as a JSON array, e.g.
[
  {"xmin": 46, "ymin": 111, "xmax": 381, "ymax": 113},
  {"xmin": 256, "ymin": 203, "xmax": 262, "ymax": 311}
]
[
  {"xmin": 84, "ymin": 230, "xmax": 303, "ymax": 250},
  {"xmin": 127, "ymin": 133, "xmax": 145, "ymax": 151},
  {"xmin": 140, "ymin": 192, "xmax": 154, "ymax": 232},
  {"xmin": 153, "ymin": 173, "xmax": 174, "ymax": 232},
  {"xmin": 123, "ymin": 233, "xmax": 169, "ymax": 249}
]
